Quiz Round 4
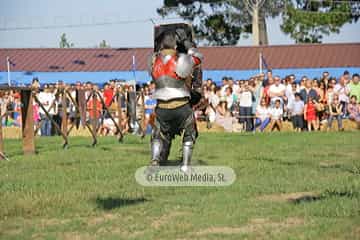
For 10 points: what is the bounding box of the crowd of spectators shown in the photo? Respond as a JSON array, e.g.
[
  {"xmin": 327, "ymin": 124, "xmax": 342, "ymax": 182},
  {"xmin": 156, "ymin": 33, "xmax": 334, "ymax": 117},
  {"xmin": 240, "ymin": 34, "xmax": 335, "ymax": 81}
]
[
  {"xmin": 0, "ymin": 79, "xmax": 157, "ymax": 136},
  {"xmin": 1, "ymin": 70, "xmax": 360, "ymax": 136},
  {"xmin": 194, "ymin": 70, "xmax": 360, "ymax": 132}
]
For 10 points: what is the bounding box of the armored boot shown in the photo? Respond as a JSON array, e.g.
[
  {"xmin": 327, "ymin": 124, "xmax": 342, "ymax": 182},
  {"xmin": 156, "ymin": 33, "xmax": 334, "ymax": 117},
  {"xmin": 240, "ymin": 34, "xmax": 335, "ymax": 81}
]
[
  {"xmin": 150, "ymin": 139, "xmax": 162, "ymax": 166},
  {"xmin": 181, "ymin": 141, "xmax": 193, "ymax": 172}
]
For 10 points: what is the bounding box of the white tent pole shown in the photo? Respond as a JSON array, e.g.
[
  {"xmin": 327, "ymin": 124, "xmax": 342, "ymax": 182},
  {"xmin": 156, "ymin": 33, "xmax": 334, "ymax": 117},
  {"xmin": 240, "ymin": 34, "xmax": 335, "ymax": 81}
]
[{"xmin": 6, "ymin": 56, "xmax": 11, "ymax": 86}]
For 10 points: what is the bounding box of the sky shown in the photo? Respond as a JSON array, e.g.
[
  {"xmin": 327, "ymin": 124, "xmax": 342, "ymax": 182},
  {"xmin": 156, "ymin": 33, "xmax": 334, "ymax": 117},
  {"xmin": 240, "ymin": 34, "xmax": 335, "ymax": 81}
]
[{"xmin": 0, "ymin": 0, "xmax": 359, "ymax": 48}]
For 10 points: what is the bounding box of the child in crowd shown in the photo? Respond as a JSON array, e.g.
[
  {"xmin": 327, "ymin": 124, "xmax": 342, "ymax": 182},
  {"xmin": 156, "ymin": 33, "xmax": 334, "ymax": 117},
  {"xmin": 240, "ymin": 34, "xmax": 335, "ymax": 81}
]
[
  {"xmin": 327, "ymin": 95, "xmax": 343, "ymax": 131},
  {"xmin": 304, "ymin": 96, "xmax": 318, "ymax": 131},
  {"xmin": 347, "ymin": 95, "xmax": 360, "ymax": 128},
  {"xmin": 269, "ymin": 99, "xmax": 283, "ymax": 131},
  {"xmin": 290, "ymin": 93, "xmax": 304, "ymax": 132}
]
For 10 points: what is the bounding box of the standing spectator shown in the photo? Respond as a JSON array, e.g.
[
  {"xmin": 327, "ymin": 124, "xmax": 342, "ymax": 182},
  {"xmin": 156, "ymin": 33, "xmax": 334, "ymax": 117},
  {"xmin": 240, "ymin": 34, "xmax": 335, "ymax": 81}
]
[
  {"xmin": 300, "ymin": 78, "xmax": 319, "ymax": 103},
  {"xmin": 103, "ymin": 83, "xmax": 114, "ymax": 107},
  {"xmin": 343, "ymin": 70, "xmax": 351, "ymax": 84},
  {"xmin": 263, "ymin": 76, "xmax": 273, "ymax": 105},
  {"xmin": 87, "ymin": 88, "xmax": 103, "ymax": 130},
  {"xmin": 349, "ymin": 74, "xmax": 360, "ymax": 103},
  {"xmin": 225, "ymin": 87, "xmax": 234, "ymax": 111},
  {"xmin": 269, "ymin": 76, "xmax": 286, "ymax": 107},
  {"xmin": 238, "ymin": 82, "xmax": 253, "ymax": 131},
  {"xmin": 347, "ymin": 95, "xmax": 360, "ymax": 128},
  {"xmin": 251, "ymin": 76, "xmax": 264, "ymax": 128},
  {"xmin": 38, "ymin": 84, "xmax": 56, "ymax": 136},
  {"xmin": 254, "ymin": 98, "xmax": 270, "ymax": 132},
  {"xmin": 299, "ymin": 77, "xmax": 307, "ymax": 91},
  {"xmin": 286, "ymin": 83, "xmax": 298, "ymax": 120},
  {"xmin": 327, "ymin": 95, "xmax": 343, "ymax": 131},
  {"xmin": 290, "ymin": 93, "xmax": 304, "ymax": 132},
  {"xmin": 321, "ymin": 71, "xmax": 330, "ymax": 88},
  {"xmin": 334, "ymin": 76, "xmax": 350, "ymax": 117},
  {"xmin": 327, "ymin": 85, "xmax": 335, "ymax": 106},
  {"xmin": 143, "ymin": 89, "xmax": 157, "ymax": 134},
  {"xmin": 262, "ymin": 69, "xmax": 273, "ymax": 87},
  {"xmin": 304, "ymin": 96, "xmax": 318, "ymax": 132},
  {"xmin": 269, "ymin": 99, "xmax": 283, "ymax": 131}
]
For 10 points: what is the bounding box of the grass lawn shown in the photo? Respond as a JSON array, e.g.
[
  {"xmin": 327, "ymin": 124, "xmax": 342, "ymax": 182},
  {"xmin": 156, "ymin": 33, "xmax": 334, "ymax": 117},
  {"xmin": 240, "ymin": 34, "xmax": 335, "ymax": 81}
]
[{"xmin": 0, "ymin": 132, "xmax": 359, "ymax": 240}]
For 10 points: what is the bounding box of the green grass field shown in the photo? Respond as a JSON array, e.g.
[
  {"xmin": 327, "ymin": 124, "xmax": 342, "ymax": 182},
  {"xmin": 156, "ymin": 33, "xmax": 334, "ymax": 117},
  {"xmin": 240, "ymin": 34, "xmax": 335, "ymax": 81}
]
[{"xmin": 0, "ymin": 132, "xmax": 359, "ymax": 240}]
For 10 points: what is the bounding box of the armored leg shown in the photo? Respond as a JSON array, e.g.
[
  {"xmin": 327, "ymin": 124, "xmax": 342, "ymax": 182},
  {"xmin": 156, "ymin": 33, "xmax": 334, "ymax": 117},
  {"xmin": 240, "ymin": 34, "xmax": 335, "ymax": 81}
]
[
  {"xmin": 181, "ymin": 112, "xmax": 197, "ymax": 172},
  {"xmin": 150, "ymin": 118, "xmax": 172, "ymax": 165}
]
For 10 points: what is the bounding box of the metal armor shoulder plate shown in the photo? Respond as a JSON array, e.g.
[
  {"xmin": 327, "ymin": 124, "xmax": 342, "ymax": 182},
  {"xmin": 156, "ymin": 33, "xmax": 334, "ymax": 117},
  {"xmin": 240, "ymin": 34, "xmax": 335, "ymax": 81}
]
[
  {"xmin": 175, "ymin": 53, "xmax": 194, "ymax": 79},
  {"xmin": 187, "ymin": 48, "xmax": 203, "ymax": 62}
]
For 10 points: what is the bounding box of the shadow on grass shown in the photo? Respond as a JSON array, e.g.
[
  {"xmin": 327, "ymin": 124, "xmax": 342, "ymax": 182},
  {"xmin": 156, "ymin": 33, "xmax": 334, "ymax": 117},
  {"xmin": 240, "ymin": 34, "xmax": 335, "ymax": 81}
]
[
  {"xmin": 161, "ymin": 159, "xmax": 208, "ymax": 166},
  {"xmin": 95, "ymin": 196, "xmax": 148, "ymax": 210},
  {"xmin": 292, "ymin": 190, "xmax": 358, "ymax": 204}
]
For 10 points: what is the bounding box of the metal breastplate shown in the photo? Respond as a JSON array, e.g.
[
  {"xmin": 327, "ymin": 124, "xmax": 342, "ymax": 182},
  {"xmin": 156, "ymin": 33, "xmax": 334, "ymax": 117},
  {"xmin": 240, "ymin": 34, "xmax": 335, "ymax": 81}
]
[
  {"xmin": 152, "ymin": 53, "xmax": 190, "ymax": 101},
  {"xmin": 153, "ymin": 75, "xmax": 190, "ymax": 101}
]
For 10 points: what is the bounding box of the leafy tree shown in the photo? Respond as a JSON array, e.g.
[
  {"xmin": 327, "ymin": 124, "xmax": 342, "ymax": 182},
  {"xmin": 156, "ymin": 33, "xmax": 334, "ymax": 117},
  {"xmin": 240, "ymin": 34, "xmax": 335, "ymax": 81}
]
[
  {"xmin": 282, "ymin": 0, "xmax": 360, "ymax": 43},
  {"xmin": 59, "ymin": 33, "xmax": 74, "ymax": 48},
  {"xmin": 99, "ymin": 40, "xmax": 111, "ymax": 48},
  {"xmin": 157, "ymin": 0, "xmax": 359, "ymax": 45}
]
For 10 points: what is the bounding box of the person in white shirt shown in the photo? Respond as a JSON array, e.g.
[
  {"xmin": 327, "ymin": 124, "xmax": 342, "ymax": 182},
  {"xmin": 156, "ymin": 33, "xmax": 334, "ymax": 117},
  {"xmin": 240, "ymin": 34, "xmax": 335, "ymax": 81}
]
[
  {"xmin": 254, "ymin": 98, "xmax": 270, "ymax": 132},
  {"xmin": 269, "ymin": 76, "xmax": 286, "ymax": 107},
  {"xmin": 269, "ymin": 99, "xmax": 283, "ymax": 131},
  {"xmin": 38, "ymin": 84, "xmax": 56, "ymax": 136},
  {"xmin": 238, "ymin": 82, "xmax": 254, "ymax": 131},
  {"xmin": 334, "ymin": 76, "xmax": 350, "ymax": 117}
]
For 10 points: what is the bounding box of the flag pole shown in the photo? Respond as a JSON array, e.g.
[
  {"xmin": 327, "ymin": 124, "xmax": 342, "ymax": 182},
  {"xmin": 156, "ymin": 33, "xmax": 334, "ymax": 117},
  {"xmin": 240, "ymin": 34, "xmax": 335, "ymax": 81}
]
[
  {"xmin": 6, "ymin": 56, "xmax": 11, "ymax": 86},
  {"xmin": 259, "ymin": 52, "xmax": 262, "ymax": 75},
  {"xmin": 132, "ymin": 55, "xmax": 137, "ymax": 90}
]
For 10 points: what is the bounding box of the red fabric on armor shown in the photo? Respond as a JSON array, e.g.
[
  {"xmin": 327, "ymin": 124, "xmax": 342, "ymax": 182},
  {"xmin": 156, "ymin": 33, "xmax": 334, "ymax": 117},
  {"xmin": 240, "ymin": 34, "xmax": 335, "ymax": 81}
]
[{"xmin": 152, "ymin": 54, "xmax": 179, "ymax": 80}]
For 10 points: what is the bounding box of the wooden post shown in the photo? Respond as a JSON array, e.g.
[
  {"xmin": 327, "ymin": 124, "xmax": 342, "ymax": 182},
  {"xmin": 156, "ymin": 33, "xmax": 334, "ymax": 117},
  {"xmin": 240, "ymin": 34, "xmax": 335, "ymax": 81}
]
[
  {"xmin": 117, "ymin": 90, "xmax": 123, "ymax": 133},
  {"xmin": 21, "ymin": 90, "xmax": 35, "ymax": 155},
  {"xmin": 92, "ymin": 90, "xmax": 97, "ymax": 145},
  {"xmin": 61, "ymin": 89, "xmax": 68, "ymax": 137}
]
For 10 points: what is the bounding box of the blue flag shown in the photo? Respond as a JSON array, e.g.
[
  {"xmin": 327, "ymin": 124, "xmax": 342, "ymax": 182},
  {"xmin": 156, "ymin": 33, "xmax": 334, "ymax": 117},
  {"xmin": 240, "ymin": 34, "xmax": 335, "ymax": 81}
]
[
  {"xmin": 261, "ymin": 54, "xmax": 269, "ymax": 70},
  {"xmin": 8, "ymin": 58, "xmax": 16, "ymax": 67}
]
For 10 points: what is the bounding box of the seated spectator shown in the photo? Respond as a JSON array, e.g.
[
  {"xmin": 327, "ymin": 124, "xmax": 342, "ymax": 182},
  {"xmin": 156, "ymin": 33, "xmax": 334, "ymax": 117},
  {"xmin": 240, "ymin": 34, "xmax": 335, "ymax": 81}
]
[
  {"xmin": 290, "ymin": 93, "xmax": 304, "ymax": 132},
  {"xmin": 347, "ymin": 95, "xmax": 360, "ymax": 128},
  {"xmin": 268, "ymin": 99, "xmax": 283, "ymax": 131},
  {"xmin": 254, "ymin": 98, "xmax": 270, "ymax": 132},
  {"xmin": 304, "ymin": 96, "xmax": 318, "ymax": 132},
  {"xmin": 215, "ymin": 97, "xmax": 233, "ymax": 132},
  {"xmin": 327, "ymin": 95, "xmax": 343, "ymax": 131}
]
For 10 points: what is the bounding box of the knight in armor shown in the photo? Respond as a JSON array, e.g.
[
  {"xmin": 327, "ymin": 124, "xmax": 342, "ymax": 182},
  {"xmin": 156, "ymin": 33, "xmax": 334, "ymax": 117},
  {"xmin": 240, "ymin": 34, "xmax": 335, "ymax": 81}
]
[{"xmin": 149, "ymin": 30, "xmax": 203, "ymax": 172}]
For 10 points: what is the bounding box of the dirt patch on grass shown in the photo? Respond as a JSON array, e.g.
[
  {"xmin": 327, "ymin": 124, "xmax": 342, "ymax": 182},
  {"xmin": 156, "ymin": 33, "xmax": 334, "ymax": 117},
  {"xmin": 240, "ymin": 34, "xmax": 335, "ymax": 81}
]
[
  {"xmin": 86, "ymin": 213, "xmax": 119, "ymax": 226},
  {"xmin": 257, "ymin": 192, "xmax": 321, "ymax": 203},
  {"xmin": 195, "ymin": 217, "xmax": 304, "ymax": 236},
  {"xmin": 151, "ymin": 211, "xmax": 188, "ymax": 229}
]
